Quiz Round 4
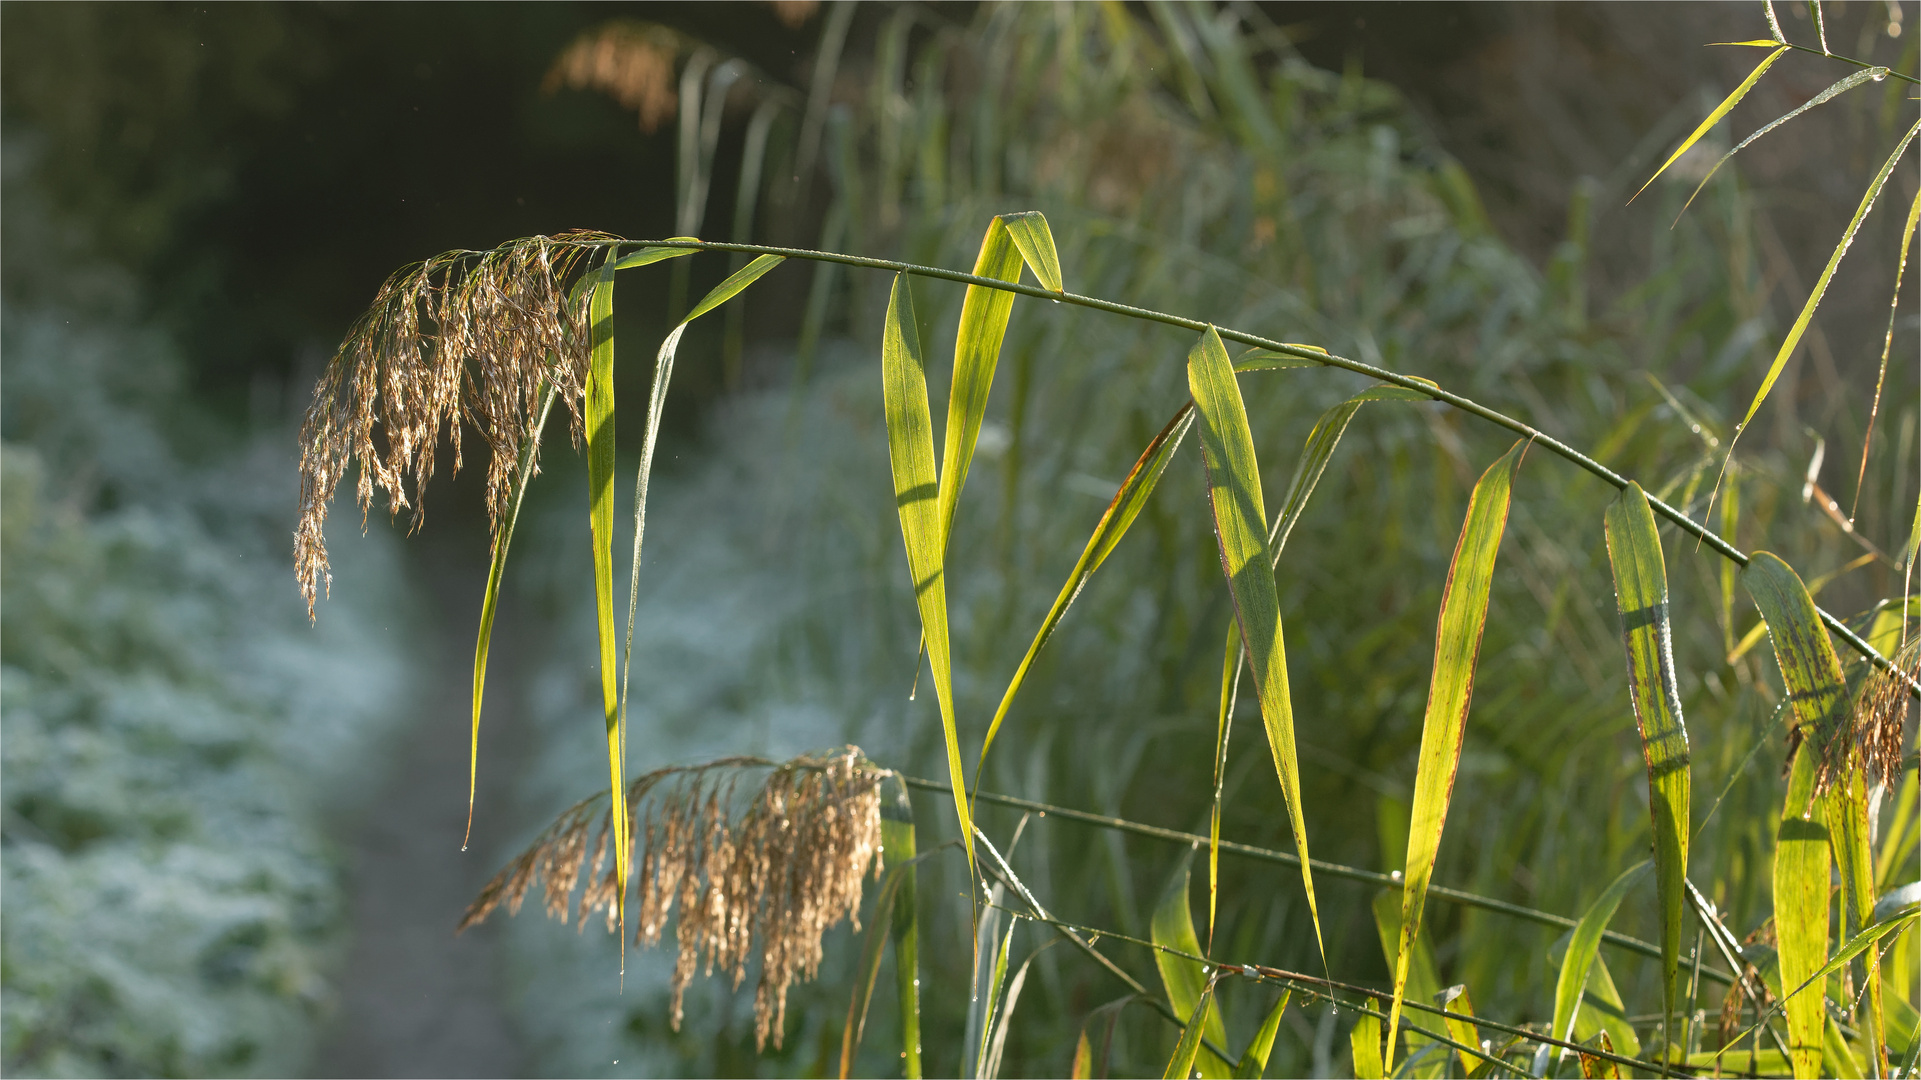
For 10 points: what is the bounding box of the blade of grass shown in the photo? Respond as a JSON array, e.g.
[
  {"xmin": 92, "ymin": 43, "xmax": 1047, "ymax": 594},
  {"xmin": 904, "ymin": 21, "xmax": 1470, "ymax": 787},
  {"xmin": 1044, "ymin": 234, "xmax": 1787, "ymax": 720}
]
[
  {"xmin": 1776, "ymin": 732, "xmax": 1833, "ymax": 1078},
  {"xmin": 1603, "ymin": 482, "xmax": 1692, "ymax": 1056},
  {"xmin": 984, "ymin": 940, "xmax": 1049, "ymax": 1080},
  {"xmin": 973, "ymin": 912, "xmax": 1016, "ymax": 1079},
  {"xmin": 1854, "ymin": 187, "xmax": 1921, "ymax": 523},
  {"xmin": 1208, "ymin": 616, "xmax": 1242, "ymax": 956},
  {"xmin": 464, "ymin": 379, "xmax": 558, "ymax": 851},
  {"xmin": 583, "ymin": 258, "xmax": 630, "ymax": 965},
  {"xmin": 1831, "ymin": 766, "xmax": 1886, "ymax": 1077},
  {"xmin": 1632, "ymin": 46, "xmax": 1790, "ymax": 202},
  {"xmin": 1552, "ymin": 861, "xmax": 1652, "ymax": 1068},
  {"xmin": 882, "ymin": 273, "xmax": 975, "ymax": 881},
  {"xmin": 1164, "ymin": 984, "xmax": 1218, "ymax": 1080},
  {"xmin": 1743, "ymin": 552, "xmax": 1852, "ymax": 798},
  {"xmin": 1187, "ymin": 325, "xmax": 1325, "ymax": 967},
  {"xmin": 1000, "ymin": 210, "xmax": 1064, "ymax": 293},
  {"xmin": 1234, "ymin": 991, "xmax": 1290, "ymax": 1079},
  {"xmin": 1674, "ymin": 66, "xmax": 1888, "ymax": 223},
  {"xmin": 886, "ymin": 776, "xmax": 923, "ymax": 1079},
  {"xmin": 1071, "ymin": 1029, "xmax": 1093, "ymax": 1080},
  {"xmin": 1153, "ymin": 849, "xmax": 1230, "ymax": 1078},
  {"xmin": 938, "ymin": 216, "xmax": 1025, "ymax": 555},
  {"xmin": 1389, "ymin": 439, "xmax": 1528, "ymax": 1067},
  {"xmin": 1724, "ymin": 119, "xmax": 1921, "ymax": 463},
  {"xmin": 1350, "ymin": 1003, "xmax": 1385, "ymax": 1080},
  {"xmin": 1371, "ymin": 889, "xmax": 1447, "ymax": 1078}
]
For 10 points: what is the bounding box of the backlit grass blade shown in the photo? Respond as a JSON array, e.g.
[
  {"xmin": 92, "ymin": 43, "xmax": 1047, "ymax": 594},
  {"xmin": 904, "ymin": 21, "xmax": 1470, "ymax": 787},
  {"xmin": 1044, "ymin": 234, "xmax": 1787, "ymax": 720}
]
[
  {"xmin": 465, "ymin": 379, "xmax": 557, "ymax": 850},
  {"xmin": 976, "ymin": 402, "xmax": 1194, "ymax": 770},
  {"xmin": 1632, "ymin": 45, "xmax": 1789, "ymax": 202},
  {"xmin": 1350, "ymin": 1004, "xmax": 1385, "ymax": 1080},
  {"xmin": 1775, "ymin": 738, "xmax": 1833, "ymax": 1078},
  {"xmin": 1602, "ymin": 482, "xmax": 1691, "ymax": 1052},
  {"xmin": 1071, "ymin": 1030, "xmax": 1093, "ymax": 1080},
  {"xmin": 1232, "ymin": 346, "xmax": 1328, "ymax": 370},
  {"xmin": 1370, "ymin": 889, "xmax": 1447, "ymax": 1078},
  {"xmin": 885, "ymin": 776, "xmax": 922, "ymax": 1079},
  {"xmin": 1152, "ymin": 850, "xmax": 1229, "ymax": 1078},
  {"xmin": 1729, "ymin": 119, "xmax": 1921, "ymax": 447},
  {"xmin": 1552, "ymin": 860, "xmax": 1651, "ymax": 1068},
  {"xmin": 610, "ymin": 241, "xmax": 700, "ymax": 271},
  {"xmin": 882, "ymin": 274, "xmax": 974, "ymax": 878},
  {"xmin": 1437, "ymin": 986, "xmax": 1483, "ymax": 1076},
  {"xmin": 1389, "ymin": 439, "xmax": 1526, "ymax": 1068},
  {"xmin": 983, "ymin": 939, "xmax": 1040, "ymax": 1080},
  {"xmin": 1743, "ymin": 552, "xmax": 1852, "ymax": 793},
  {"xmin": 1830, "ymin": 767, "xmax": 1886, "ymax": 1077},
  {"xmin": 1233, "ymin": 991, "xmax": 1290, "ymax": 1079},
  {"xmin": 1675, "ymin": 67, "xmax": 1887, "ymax": 222},
  {"xmin": 682, "ymin": 252, "xmax": 785, "ymax": 323},
  {"xmin": 938, "ymin": 216, "xmax": 1026, "ymax": 553},
  {"xmin": 972, "ymin": 916, "xmax": 1015, "ymax": 1079},
  {"xmin": 1187, "ymin": 325, "xmax": 1325, "ymax": 966},
  {"xmin": 1208, "ymin": 616, "xmax": 1242, "ymax": 954},
  {"xmin": 583, "ymin": 258, "xmax": 630, "ymax": 959},
  {"xmin": 1163, "ymin": 984, "xmax": 1217, "ymax": 1080},
  {"xmin": 1856, "ymin": 187, "xmax": 1921, "ymax": 522},
  {"xmin": 1000, "ymin": 210, "xmax": 1064, "ymax": 293}
]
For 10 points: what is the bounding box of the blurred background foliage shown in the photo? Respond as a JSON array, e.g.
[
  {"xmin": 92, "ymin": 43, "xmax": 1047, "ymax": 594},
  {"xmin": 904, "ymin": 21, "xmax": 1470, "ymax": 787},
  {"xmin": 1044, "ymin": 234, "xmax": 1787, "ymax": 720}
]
[{"xmin": 1, "ymin": 2, "xmax": 1913, "ymax": 1078}]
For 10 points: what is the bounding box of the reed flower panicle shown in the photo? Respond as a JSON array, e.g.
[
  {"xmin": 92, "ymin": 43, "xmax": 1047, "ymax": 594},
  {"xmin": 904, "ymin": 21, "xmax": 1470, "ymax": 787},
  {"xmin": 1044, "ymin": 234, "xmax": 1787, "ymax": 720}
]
[
  {"xmin": 459, "ymin": 748, "xmax": 885, "ymax": 1050},
  {"xmin": 295, "ymin": 233, "xmax": 617, "ymax": 619}
]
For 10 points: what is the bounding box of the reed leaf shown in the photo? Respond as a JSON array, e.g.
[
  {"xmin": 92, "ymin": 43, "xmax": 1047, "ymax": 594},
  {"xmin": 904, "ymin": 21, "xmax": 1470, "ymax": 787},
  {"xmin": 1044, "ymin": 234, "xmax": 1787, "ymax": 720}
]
[
  {"xmin": 1071, "ymin": 1030, "xmax": 1093, "ymax": 1080},
  {"xmin": 1774, "ymin": 748, "xmax": 1832, "ymax": 1078},
  {"xmin": 1187, "ymin": 325, "xmax": 1325, "ymax": 965},
  {"xmin": 1633, "ymin": 45, "xmax": 1789, "ymax": 201},
  {"xmin": 885, "ymin": 777, "xmax": 922, "ymax": 1079},
  {"xmin": 840, "ymin": 860, "xmax": 906, "ymax": 1079},
  {"xmin": 1000, "ymin": 210, "xmax": 1064, "ymax": 293},
  {"xmin": 1152, "ymin": 850, "xmax": 1229, "ymax": 1079},
  {"xmin": 1232, "ymin": 991, "xmax": 1289, "ymax": 1079},
  {"xmin": 1389, "ymin": 439, "xmax": 1526, "ymax": 1066},
  {"xmin": 1370, "ymin": 889, "xmax": 1447, "ymax": 1079},
  {"xmin": 972, "ymin": 913, "xmax": 1016, "ymax": 1079},
  {"xmin": 1602, "ymin": 482, "xmax": 1691, "ymax": 1050},
  {"xmin": 1350, "ymin": 1003, "xmax": 1385, "ymax": 1080},
  {"xmin": 1163, "ymin": 984, "xmax": 1216, "ymax": 1080},
  {"xmin": 881, "ymin": 274, "xmax": 975, "ymax": 879},
  {"xmin": 1729, "ymin": 118, "xmax": 1921, "ymax": 448},
  {"xmin": 1676, "ymin": 66, "xmax": 1888, "ymax": 222},
  {"xmin": 583, "ymin": 259, "xmax": 630, "ymax": 954},
  {"xmin": 1552, "ymin": 860, "xmax": 1651, "ymax": 1068},
  {"xmin": 938, "ymin": 216, "xmax": 1027, "ymax": 554},
  {"xmin": 983, "ymin": 940, "xmax": 1040, "ymax": 1080},
  {"xmin": 977, "ymin": 402, "xmax": 1194, "ymax": 772}
]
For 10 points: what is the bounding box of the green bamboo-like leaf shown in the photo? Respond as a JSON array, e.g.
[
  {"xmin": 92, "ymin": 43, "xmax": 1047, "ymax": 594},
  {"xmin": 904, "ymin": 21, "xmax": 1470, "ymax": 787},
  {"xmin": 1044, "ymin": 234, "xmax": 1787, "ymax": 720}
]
[
  {"xmin": 1678, "ymin": 67, "xmax": 1889, "ymax": 222},
  {"xmin": 683, "ymin": 252, "xmax": 785, "ymax": 323},
  {"xmin": 1388, "ymin": 439, "xmax": 1526, "ymax": 1065},
  {"xmin": 610, "ymin": 240, "xmax": 700, "ymax": 270},
  {"xmin": 973, "ymin": 916, "xmax": 1016, "ymax": 1079},
  {"xmin": 1153, "ymin": 850, "xmax": 1230, "ymax": 1079},
  {"xmin": 1232, "ymin": 345, "xmax": 1329, "ymax": 370},
  {"xmin": 1830, "ymin": 765, "xmax": 1885, "ymax": 1078},
  {"xmin": 886, "ymin": 777, "xmax": 922, "ymax": 1079},
  {"xmin": 1000, "ymin": 210, "xmax": 1064, "ymax": 293},
  {"xmin": 1769, "ymin": 910, "xmax": 1921, "ymax": 1028},
  {"xmin": 938, "ymin": 217, "xmax": 1026, "ymax": 554},
  {"xmin": 1187, "ymin": 325, "xmax": 1325, "ymax": 964},
  {"xmin": 1633, "ymin": 45, "xmax": 1790, "ymax": 201},
  {"xmin": 1602, "ymin": 482, "xmax": 1691, "ymax": 1050},
  {"xmin": 1350, "ymin": 1004, "xmax": 1385, "ymax": 1080},
  {"xmin": 1552, "ymin": 861, "xmax": 1651, "ymax": 1066},
  {"xmin": 1545, "ymin": 933, "xmax": 1642, "ymax": 1061},
  {"xmin": 1774, "ymin": 748, "xmax": 1832, "ymax": 1078},
  {"xmin": 583, "ymin": 259, "xmax": 631, "ymax": 953},
  {"xmin": 1233, "ymin": 991, "xmax": 1290, "ymax": 1079},
  {"xmin": 1370, "ymin": 889, "xmax": 1447, "ymax": 1079},
  {"xmin": 1164, "ymin": 985, "xmax": 1217, "ymax": 1080},
  {"xmin": 1208, "ymin": 616, "xmax": 1242, "ymax": 954},
  {"xmin": 840, "ymin": 862, "xmax": 906, "ymax": 1079},
  {"xmin": 1743, "ymin": 552, "xmax": 1852, "ymax": 794},
  {"xmin": 464, "ymin": 380, "xmax": 558, "ymax": 850},
  {"xmin": 976, "ymin": 402, "xmax": 1194, "ymax": 771},
  {"xmin": 882, "ymin": 274, "xmax": 975, "ymax": 878},
  {"xmin": 1731, "ymin": 118, "xmax": 1921, "ymax": 443}
]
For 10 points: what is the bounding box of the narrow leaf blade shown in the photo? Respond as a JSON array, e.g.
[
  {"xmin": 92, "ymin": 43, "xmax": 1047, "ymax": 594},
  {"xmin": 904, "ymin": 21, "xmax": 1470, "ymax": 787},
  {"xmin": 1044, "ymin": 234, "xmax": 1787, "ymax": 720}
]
[
  {"xmin": 1233, "ymin": 991, "xmax": 1290, "ymax": 1079},
  {"xmin": 1552, "ymin": 861, "xmax": 1652, "ymax": 1065},
  {"xmin": 1000, "ymin": 210, "xmax": 1064, "ymax": 292},
  {"xmin": 1151, "ymin": 850, "xmax": 1228, "ymax": 1074},
  {"xmin": 938, "ymin": 217, "xmax": 1024, "ymax": 552},
  {"xmin": 684, "ymin": 253, "xmax": 785, "ymax": 323},
  {"xmin": 610, "ymin": 240, "xmax": 701, "ymax": 270},
  {"xmin": 1634, "ymin": 46, "xmax": 1789, "ymax": 200},
  {"xmin": 1389, "ymin": 439, "xmax": 1527, "ymax": 1065},
  {"xmin": 1350, "ymin": 1005, "xmax": 1385, "ymax": 1080},
  {"xmin": 583, "ymin": 260, "xmax": 630, "ymax": 949},
  {"xmin": 1164, "ymin": 986, "xmax": 1217, "ymax": 1080},
  {"xmin": 886, "ymin": 777, "xmax": 923, "ymax": 1079}
]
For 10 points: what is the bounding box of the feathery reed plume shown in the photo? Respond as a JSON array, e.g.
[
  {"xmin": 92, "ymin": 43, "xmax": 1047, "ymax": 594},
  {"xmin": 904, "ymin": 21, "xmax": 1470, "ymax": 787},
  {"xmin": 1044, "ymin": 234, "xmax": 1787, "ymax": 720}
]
[
  {"xmin": 1856, "ymin": 635, "xmax": 1919, "ymax": 786},
  {"xmin": 544, "ymin": 21, "xmax": 686, "ymax": 134},
  {"xmin": 459, "ymin": 748, "xmax": 886, "ymax": 1051},
  {"xmin": 295, "ymin": 233, "xmax": 618, "ymax": 619}
]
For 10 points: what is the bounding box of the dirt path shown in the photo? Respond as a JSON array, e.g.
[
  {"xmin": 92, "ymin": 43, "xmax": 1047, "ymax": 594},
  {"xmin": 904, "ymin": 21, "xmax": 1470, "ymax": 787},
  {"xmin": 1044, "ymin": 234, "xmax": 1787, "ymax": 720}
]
[{"xmin": 313, "ymin": 523, "xmax": 534, "ymax": 1079}]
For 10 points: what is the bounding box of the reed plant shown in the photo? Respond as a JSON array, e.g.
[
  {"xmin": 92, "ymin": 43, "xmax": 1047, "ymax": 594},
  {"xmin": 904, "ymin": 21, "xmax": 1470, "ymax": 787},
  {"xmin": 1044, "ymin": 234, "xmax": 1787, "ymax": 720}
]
[{"xmin": 298, "ymin": 3, "xmax": 1918, "ymax": 1076}]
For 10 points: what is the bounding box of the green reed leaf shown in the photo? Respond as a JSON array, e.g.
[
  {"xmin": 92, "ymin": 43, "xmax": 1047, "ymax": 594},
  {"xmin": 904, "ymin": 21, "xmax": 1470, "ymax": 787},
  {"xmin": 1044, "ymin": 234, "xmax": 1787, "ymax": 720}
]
[
  {"xmin": 1350, "ymin": 1004, "xmax": 1385, "ymax": 1080},
  {"xmin": 939, "ymin": 217, "xmax": 1026, "ymax": 554},
  {"xmin": 1775, "ymin": 746, "xmax": 1832, "ymax": 1078},
  {"xmin": 465, "ymin": 380, "xmax": 557, "ymax": 851},
  {"xmin": 1552, "ymin": 861, "xmax": 1651, "ymax": 1067},
  {"xmin": 1152, "ymin": 850, "xmax": 1229, "ymax": 1078},
  {"xmin": 583, "ymin": 259, "xmax": 630, "ymax": 955},
  {"xmin": 1603, "ymin": 482, "xmax": 1691, "ymax": 1049},
  {"xmin": 1387, "ymin": 439, "xmax": 1527, "ymax": 1067},
  {"xmin": 1208, "ymin": 616, "xmax": 1242, "ymax": 954},
  {"xmin": 1000, "ymin": 210, "xmax": 1064, "ymax": 293},
  {"xmin": 1233, "ymin": 991, "xmax": 1290, "ymax": 1079},
  {"xmin": 610, "ymin": 239, "xmax": 700, "ymax": 270},
  {"xmin": 882, "ymin": 274, "xmax": 974, "ymax": 879},
  {"xmin": 683, "ymin": 253, "xmax": 785, "ymax": 323},
  {"xmin": 1676, "ymin": 67, "xmax": 1888, "ymax": 222},
  {"xmin": 1187, "ymin": 325, "xmax": 1325, "ymax": 966},
  {"xmin": 1633, "ymin": 46, "xmax": 1790, "ymax": 202},
  {"xmin": 976, "ymin": 402, "xmax": 1194, "ymax": 771},
  {"xmin": 1388, "ymin": 439, "xmax": 1525, "ymax": 1067},
  {"xmin": 1371, "ymin": 889, "xmax": 1447, "ymax": 1079},
  {"xmin": 973, "ymin": 915, "xmax": 1016, "ymax": 1080},
  {"xmin": 1232, "ymin": 345, "xmax": 1329, "ymax": 371},
  {"xmin": 1829, "ymin": 767, "xmax": 1886, "ymax": 1077},
  {"xmin": 1436, "ymin": 986, "xmax": 1484, "ymax": 1076},
  {"xmin": 1164, "ymin": 984, "xmax": 1217, "ymax": 1080},
  {"xmin": 1731, "ymin": 119, "xmax": 1921, "ymax": 445},
  {"xmin": 885, "ymin": 776, "xmax": 923, "ymax": 1079},
  {"xmin": 1743, "ymin": 553, "xmax": 1852, "ymax": 794}
]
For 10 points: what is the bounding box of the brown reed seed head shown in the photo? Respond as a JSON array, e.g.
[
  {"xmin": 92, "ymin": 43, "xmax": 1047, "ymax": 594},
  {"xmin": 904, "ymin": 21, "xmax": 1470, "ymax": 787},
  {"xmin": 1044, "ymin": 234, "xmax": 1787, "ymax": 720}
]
[
  {"xmin": 456, "ymin": 750, "xmax": 885, "ymax": 1052},
  {"xmin": 544, "ymin": 21, "xmax": 684, "ymax": 134},
  {"xmin": 295, "ymin": 233, "xmax": 617, "ymax": 620},
  {"xmin": 1856, "ymin": 636, "xmax": 1919, "ymax": 786}
]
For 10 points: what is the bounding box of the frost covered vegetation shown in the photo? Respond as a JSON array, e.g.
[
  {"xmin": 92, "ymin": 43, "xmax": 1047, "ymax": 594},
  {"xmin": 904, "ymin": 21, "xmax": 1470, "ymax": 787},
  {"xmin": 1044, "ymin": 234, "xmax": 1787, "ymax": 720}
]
[
  {"xmin": 295, "ymin": 3, "xmax": 1919, "ymax": 1076},
  {"xmin": 0, "ymin": 151, "xmax": 417, "ymax": 1076}
]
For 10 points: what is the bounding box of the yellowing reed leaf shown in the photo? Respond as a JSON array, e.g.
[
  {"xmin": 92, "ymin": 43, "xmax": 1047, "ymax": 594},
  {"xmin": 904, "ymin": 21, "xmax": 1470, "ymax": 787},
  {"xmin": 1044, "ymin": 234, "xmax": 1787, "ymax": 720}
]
[
  {"xmin": 1551, "ymin": 860, "xmax": 1650, "ymax": 1068},
  {"xmin": 1730, "ymin": 119, "xmax": 1920, "ymax": 448},
  {"xmin": 1152, "ymin": 852, "xmax": 1229, "ymax": 1079},
  {"xmin": 1602, "ymin": 482, "xmax": 1690, "ymax": 1048},
  {"xmin": 1350, "ymin": 1005, "xmax": 1385, "ymax": 1080},
  {"xmin": 1388, "ymin": 439, "xmax": 1525, "ymax": 1067},
  {"xmin": 1071, "ymin": 1030, "xmax": 1093, "ymax": 1080},
  {"xmin": 1370, "ymin": 889, "xmax": 1447, "ymax": 1079},
  {"xmin": 583, "ymin": 259, "xmax": 631, "ymax": 954},
  {"xmin": 881, "ymin": 275, "xmax": 974, "ymax": 878},
  {"xmin": 1163, "ymin": 985, "xmax": 1216, "ymax": 1080},
  {"xmin": 1233, "ymin": 991, "xmax": 1289, "ymax": 1079},
  {"xmin": 1187, "ymin": 325, "xmax": 1325, "ymax": 965},
  {"xmin": 999, "ymin": 211, "xmax": 1064, "ymax": 292},
  {"xmin": 1742, "ymin": 553, "xmax": 1851, "ymax": 795},
  {"xmin": 1633, "ymin": 46, "xmax": 1789, "ymax": 202},
  {"xmin": 1773, "ymin": 750, "xmax": 1832, "ymax": 1079},
  {"xmin": 977, "ymin": 403, "xmax": 1194, "ymax": 771}
]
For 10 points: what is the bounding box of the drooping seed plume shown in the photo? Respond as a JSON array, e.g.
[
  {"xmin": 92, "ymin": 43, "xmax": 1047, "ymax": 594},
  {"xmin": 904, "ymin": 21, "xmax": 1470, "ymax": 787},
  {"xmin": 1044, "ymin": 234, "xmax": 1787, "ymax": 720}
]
[
  {"xmin": 295, "ymin": 233, "xmax": 617, "ymax": 619},
  {"xmin": 458, "ymin": 748, "xmax": 886, "ymax": 1051}
]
